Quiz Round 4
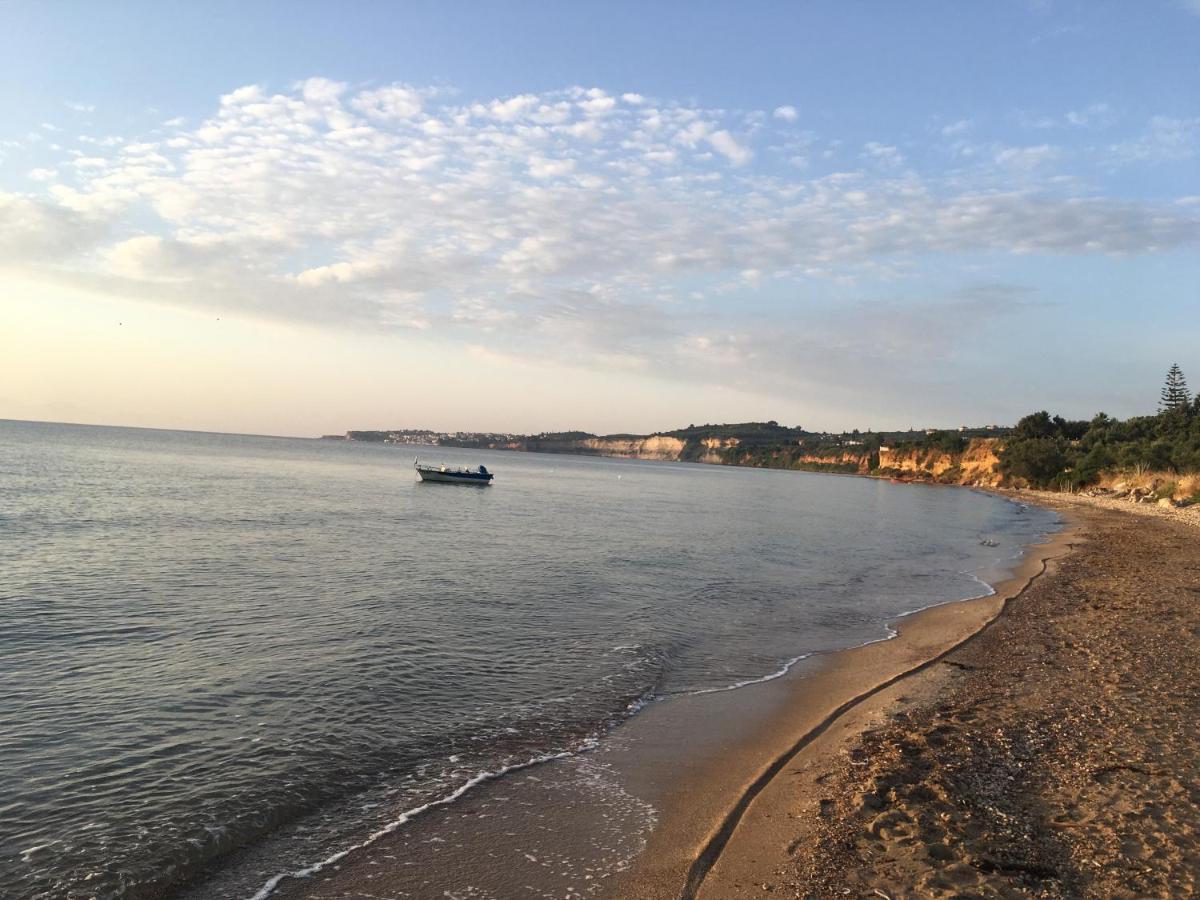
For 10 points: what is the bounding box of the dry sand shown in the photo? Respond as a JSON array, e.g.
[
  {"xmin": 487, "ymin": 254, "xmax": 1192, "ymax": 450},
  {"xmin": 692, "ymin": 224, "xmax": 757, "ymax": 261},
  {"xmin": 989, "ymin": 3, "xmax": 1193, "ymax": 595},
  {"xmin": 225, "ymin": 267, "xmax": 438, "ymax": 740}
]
[{"xmin": 684, "ymin": 496, "xmax": 1199, "ymax": 899}]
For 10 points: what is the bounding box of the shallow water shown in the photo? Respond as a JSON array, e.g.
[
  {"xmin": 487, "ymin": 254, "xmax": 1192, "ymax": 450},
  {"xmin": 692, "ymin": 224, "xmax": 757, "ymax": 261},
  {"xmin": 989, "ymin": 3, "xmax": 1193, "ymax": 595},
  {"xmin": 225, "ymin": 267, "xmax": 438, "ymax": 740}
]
[{"xmin": 0, "ymin": 420, "xmax": 1058, "ymax": 898}]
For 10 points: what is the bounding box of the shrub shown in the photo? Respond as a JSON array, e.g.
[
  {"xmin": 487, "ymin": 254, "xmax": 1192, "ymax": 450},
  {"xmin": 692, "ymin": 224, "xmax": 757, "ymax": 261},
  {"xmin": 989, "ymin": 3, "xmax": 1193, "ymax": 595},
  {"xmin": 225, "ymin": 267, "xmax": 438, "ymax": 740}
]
[{"xmin": 999, "ymin": 437, "xmax": 1070, "ymax": 487}]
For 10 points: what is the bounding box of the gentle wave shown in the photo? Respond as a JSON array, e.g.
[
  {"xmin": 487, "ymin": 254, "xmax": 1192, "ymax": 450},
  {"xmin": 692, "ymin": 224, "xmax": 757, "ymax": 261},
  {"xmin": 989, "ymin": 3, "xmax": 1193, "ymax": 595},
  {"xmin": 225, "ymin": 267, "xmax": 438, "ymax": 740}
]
[
  {"xmin": 248, "ymin": 744, "xmax": 589, "ymax": 900},
  {"xmin": 670, "ymin": 652, "xmax": 813, "ymax": 697},
  {"xmin": 0, "ymin": 421, "xmax": 1062, "ymax": 900}
]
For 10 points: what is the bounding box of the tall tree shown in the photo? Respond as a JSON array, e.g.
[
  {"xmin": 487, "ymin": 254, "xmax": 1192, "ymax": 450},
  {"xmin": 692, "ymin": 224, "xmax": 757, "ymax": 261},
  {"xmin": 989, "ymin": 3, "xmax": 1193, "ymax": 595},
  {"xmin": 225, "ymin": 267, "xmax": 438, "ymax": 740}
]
[{"xmin": 1160, "ymin": 363, "xmax": 1191, "ymax": 412}]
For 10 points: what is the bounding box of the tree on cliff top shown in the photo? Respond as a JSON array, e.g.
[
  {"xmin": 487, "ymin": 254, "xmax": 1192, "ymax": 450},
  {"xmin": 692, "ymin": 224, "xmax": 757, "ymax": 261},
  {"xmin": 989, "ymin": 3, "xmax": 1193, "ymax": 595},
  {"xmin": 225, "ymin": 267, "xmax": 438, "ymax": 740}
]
[
  {"xmin": 998, "ymin": 437, "xmax": 1069, "ymax": 487},
  {"xmin": 1013, "ymin": 411, "xmax": 1087, "ymax": 441},
  {"xmin": 1160, "ymin": 363, "xmax": 1190, "ymax": 412}
]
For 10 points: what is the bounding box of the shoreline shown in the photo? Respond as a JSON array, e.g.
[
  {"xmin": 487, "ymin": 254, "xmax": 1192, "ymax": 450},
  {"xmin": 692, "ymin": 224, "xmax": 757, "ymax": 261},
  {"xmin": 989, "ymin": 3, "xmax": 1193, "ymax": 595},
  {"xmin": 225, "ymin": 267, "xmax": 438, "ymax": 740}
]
[
  {"xmin": 679, "ymin": 494, "xmax": 1200, "ymax": 898},
  {"xmin": 231, "ymin": 483, "xmax": 1056, "ymax": 900},
  {"xmin": 612, "ymin": 499, "xmax": 1075, "ymax": 899}
]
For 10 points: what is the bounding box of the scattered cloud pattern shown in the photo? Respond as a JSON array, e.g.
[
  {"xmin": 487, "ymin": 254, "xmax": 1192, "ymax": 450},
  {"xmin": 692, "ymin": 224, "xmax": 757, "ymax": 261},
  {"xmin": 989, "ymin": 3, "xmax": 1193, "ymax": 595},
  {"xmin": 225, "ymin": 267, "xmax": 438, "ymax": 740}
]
[{"xmin": 2, "ymin": 79, "xmax": 1198, "ymax": 394}]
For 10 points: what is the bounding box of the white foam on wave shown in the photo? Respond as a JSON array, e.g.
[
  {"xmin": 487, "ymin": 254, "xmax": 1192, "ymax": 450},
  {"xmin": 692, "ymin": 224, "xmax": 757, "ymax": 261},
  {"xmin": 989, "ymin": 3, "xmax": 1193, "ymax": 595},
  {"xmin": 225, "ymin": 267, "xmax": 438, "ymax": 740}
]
[
  {"xmin": 248, "ymin": 747, "xmax": 586, "ymax": 900},
  {"xmin": 884, "ymin": 568, "xmax": 999, "ymax": 622},
  {"xmin": 679, "ymin": 652, "xmax": 813, "ymax": 696},
  {"xmin": 20, "ymin": 842, "xmax": 55, "ymax": 863},
  {"xmin": 623, "ymin": 688, "xmax": 655, "ymax": 716}
]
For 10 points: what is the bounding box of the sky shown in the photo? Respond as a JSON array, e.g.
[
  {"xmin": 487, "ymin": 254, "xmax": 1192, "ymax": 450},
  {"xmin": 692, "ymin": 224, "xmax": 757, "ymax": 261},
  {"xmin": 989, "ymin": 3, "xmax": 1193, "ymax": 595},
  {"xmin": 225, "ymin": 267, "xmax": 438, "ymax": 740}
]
[{"xmin": 1, "ymin": 1, "xmax": 1198, "ymax": 437}]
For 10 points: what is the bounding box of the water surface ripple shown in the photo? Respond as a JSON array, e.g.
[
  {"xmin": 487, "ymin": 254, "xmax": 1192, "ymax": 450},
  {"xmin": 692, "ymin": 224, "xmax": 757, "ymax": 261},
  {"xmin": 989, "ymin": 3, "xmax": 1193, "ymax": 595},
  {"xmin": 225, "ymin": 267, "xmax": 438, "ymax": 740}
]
[{"xmin": 0, "ymin": 420, "xmax": 1058, "ymax": 898}]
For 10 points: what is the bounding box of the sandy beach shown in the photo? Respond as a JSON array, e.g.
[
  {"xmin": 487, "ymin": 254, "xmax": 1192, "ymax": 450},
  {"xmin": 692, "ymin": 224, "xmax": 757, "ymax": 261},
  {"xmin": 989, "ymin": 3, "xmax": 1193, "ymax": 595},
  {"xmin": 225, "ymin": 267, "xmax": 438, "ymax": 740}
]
[{"xmin": 665, "ymin": 495, "xmax": 1199, "ymax": 899}]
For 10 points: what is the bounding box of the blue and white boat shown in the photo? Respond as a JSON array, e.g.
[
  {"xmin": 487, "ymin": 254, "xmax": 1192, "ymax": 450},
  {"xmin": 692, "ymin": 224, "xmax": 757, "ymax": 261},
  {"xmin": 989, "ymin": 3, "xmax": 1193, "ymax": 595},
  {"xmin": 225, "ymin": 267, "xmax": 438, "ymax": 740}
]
[{"xmin": 414, "ymin": 458, "xmax": 494, "ymax": 484}]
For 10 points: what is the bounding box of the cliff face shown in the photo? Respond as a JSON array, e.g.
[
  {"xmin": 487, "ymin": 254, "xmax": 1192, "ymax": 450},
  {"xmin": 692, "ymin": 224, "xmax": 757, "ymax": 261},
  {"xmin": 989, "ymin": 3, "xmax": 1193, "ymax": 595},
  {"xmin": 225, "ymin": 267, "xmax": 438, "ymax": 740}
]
[
  {"xmin": 576, "ymin": 435, "xmax": 1006, "ymax": 486},
  {"xmin": 959, "ymin": 439, "xmax": 1004, "ymax": 484},
  {"xmin": 475, "ymin": 432, "xmax": 1009, "ymax": 485},
  {"xmin": 577, "ymin": 435, "xmax": 687, "ymax": 460},
  {"xmin": 698, "ymin": 437, "xmax": 741, "ymax": 464},
  {"xmin": 795, "ymin": 450, "xmax": 872, "ymax": 472},
  {"xmin": 568, "ymin": 434, "xmax": 741, "ymax": 463},
  {"xmin": 877, "ymin": 438, "xmax": 1003, "ymax": 486}
]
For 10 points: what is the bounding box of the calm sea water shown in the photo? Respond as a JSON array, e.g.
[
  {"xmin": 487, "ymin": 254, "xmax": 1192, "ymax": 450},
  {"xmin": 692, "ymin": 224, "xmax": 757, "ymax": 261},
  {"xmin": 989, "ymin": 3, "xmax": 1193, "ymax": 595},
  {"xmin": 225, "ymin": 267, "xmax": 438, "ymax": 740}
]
[{"xmin": 0, "ymin": 420, "xmax": 1058, "ymax": 899}]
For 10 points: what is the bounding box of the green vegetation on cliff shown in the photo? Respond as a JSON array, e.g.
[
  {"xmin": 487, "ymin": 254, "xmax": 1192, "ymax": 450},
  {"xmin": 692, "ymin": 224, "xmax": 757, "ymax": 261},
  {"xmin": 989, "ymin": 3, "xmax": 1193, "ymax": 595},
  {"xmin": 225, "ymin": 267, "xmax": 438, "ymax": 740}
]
[
  {"xmin": 1000, "ymin": 405, "xmax": 1200, "ymax": 488},
  {"xmin": 996, "ymin": 365, "xmax": 1199, "ymax": 490}
]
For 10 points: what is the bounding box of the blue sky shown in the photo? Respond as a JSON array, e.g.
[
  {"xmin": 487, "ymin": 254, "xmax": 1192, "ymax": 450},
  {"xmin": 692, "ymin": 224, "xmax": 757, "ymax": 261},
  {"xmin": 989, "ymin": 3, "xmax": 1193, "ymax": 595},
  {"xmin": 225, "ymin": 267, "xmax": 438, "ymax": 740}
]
[{"xmin": 1, "ymin": 1, "xmax": 1197, "ymax": 435}]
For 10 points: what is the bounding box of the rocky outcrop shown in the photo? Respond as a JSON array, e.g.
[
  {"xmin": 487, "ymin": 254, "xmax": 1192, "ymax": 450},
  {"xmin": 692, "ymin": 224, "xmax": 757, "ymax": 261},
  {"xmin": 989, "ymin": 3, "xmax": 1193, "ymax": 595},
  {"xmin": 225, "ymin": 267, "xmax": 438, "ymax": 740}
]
[{"xmin": 1083, "ymin": 473, "xmax": 1200, "ymax": 505}]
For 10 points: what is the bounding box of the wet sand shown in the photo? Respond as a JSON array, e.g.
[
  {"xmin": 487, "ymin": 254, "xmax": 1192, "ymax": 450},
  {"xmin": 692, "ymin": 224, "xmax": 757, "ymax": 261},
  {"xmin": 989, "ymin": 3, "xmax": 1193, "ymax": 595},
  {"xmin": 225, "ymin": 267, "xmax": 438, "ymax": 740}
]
[
  {"xmin": 614, "ymin": 503, "xmax": 1075, "ymax": 900},
  {"xmin": 687, "ymin": 498, "xmax": 1199, "ymax": 898}
]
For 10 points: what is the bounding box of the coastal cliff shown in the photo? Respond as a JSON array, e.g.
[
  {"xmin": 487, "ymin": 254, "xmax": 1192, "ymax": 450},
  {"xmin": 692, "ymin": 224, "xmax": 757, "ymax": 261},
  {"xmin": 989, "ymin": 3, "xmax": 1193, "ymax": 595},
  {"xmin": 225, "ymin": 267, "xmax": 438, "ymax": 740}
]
[
  {"xmin": 334, "ymin": 409, "xmax": 1199, "ymax": 503},
  {"xmin": 563, "ymin": 434, "xmax": 741, "ymax": 464},
  {"xmin": 876, "ymin": 438, "xmax": 1004, "ymax": 486},
  {"xmin": 578, "ymin": 435, "xmax": 685, "ymax": 460},
  {"xmin": 569, "ymin": 435, "xmax": 1012, "ymax": 488},
  {"xmin": 480, "ymin": 427, "xmax": 756, "ymax": 465}
]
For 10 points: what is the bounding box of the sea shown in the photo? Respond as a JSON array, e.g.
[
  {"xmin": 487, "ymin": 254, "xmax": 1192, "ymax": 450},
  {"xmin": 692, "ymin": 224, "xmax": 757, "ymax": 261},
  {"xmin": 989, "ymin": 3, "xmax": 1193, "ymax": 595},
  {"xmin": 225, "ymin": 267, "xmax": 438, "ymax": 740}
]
[{"xmin": 0, "ymin": 419, "xmax": 1059, "ymax": 899}]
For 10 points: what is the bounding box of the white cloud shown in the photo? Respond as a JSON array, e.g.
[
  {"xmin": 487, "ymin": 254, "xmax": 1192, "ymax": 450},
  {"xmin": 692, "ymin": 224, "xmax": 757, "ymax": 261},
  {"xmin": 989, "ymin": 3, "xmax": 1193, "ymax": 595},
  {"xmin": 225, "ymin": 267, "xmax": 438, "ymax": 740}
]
[
  {"xmin": 1065, "ymin": 101, "xmax": 1115, "ymax": 128},
  {"xmin": 221, "ymin": 84, "xmax": 265, "ymax": 106},
  {"xmin": 941, "ymin": 118, "xmax": 971, "ymax": 136},
  {"xmin": 0, "ymin": 193, "xmax": 109, "ymax": 262},
  {"xmin": 674, "ymin": 119, "xmax": 712, "ymax": 148},
  {"xmin": 578, "ymin": 92, "xmax": 616, "ymax": 116},
  {"xmin": 773, "ymin": 105, "xmax": 798, "ymax": 122},
  {"xmin": 863, "ymin": 142, "xmax": 904, "ymax": 167},
  {"xmin": 528, "ymin": 157, "xmax": 576, "ymax": 179},
  {"xmin": 4, "ymin": 80, "xmax": 1198, "ymax": 395},
  {"xmin": 1109, "ymin": 116, "xmax": 1199, "ymax": 164},
  {"xmin": 707, "ymin": 130, "xmax": 753, "ymax": 166},
  {"xmin": 994, "ymin": 144, "xmax": 1059, "ymax": 168},
  {"xmin": 299, "ymin": 76, "xmax": 347, "ymax": 105},
  {"xmin": 351, "ymin": 84, "xmax": 424, "ymax": 121},
  {"xmin": 478, "ymin": 93, "xmax": 540, "ymax": 121}
]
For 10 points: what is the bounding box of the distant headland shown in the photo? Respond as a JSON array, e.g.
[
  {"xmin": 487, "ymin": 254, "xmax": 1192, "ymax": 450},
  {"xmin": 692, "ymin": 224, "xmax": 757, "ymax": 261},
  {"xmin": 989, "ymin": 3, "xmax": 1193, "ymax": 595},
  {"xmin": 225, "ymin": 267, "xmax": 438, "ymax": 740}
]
[{"xmin": 323, "ymin": 365, "xmax": 1200, "ymax": 505}]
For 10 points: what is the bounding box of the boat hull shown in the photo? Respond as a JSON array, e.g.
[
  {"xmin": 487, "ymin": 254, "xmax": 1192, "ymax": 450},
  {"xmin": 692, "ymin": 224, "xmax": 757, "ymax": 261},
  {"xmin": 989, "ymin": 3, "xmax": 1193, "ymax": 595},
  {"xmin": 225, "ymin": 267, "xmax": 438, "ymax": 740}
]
[{"xmin": 416, "ymin": 468, "xmax": 493, "ymax": 484}]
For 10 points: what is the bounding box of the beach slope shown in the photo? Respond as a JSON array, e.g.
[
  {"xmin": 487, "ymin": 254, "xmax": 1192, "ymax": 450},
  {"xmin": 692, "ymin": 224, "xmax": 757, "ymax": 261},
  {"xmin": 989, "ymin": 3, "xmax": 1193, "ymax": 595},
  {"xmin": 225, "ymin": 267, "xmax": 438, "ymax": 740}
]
[{"xmin": 699, "ymin": 501, "xmax": 1199, "ymax": 898}]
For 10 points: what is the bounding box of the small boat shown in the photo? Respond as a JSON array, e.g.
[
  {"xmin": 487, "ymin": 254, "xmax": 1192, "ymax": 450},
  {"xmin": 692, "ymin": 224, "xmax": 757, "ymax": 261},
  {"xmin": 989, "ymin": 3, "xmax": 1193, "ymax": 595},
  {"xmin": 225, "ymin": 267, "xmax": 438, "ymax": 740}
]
[{"xmin": 414, "ymin": 458, "xmax": 494, "ymax": 485}]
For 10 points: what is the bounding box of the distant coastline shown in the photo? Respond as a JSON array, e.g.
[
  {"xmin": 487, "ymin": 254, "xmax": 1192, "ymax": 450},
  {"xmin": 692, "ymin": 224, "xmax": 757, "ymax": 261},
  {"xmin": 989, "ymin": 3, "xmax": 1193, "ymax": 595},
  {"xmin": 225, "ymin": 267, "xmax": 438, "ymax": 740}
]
[
  {"xmin": 322, "ymin": 421, "xmax": 1012, "ymax": 482},
  {"xmin": 323, "ymin": 409, "xmax": 1200, "ymax": 507}
]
